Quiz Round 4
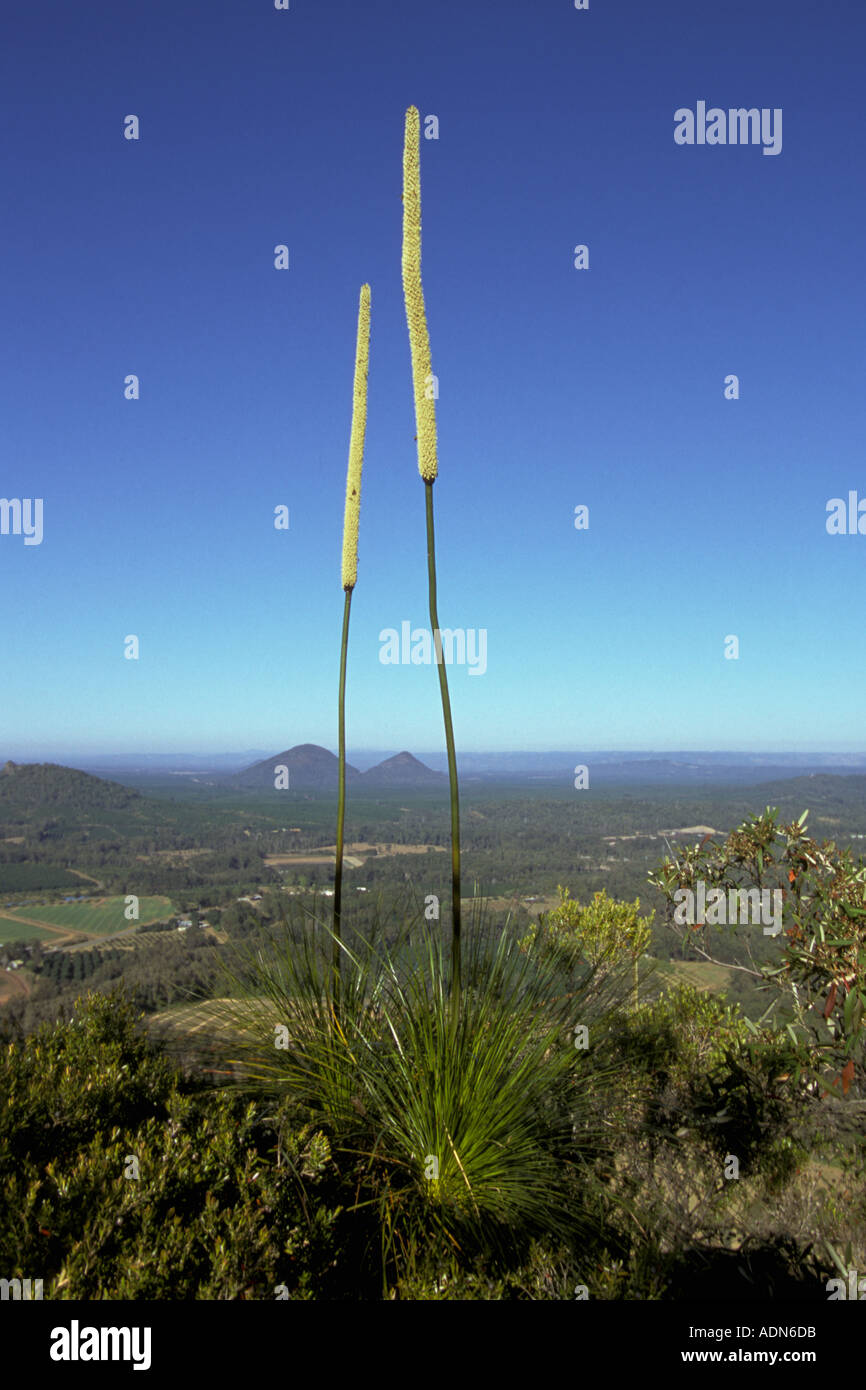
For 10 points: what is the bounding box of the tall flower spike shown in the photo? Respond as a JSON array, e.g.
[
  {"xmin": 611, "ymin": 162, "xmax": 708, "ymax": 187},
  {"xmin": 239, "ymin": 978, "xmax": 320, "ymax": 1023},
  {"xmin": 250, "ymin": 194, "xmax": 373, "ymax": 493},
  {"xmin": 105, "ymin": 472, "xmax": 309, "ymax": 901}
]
[
  {"xmin": 402, "ymin": 106, "xmax": 438, "ymax": 483},
  {"xmin": 402, "ymin": 105, "xmax": 461, "ymax": 1018},
  {"xmin": 334, "ymin": 282, "xmax": 371, "ymax": 1004},
  {"xmin": 341, "ymin": 283, "xmax": 371, "ymax": 590}
]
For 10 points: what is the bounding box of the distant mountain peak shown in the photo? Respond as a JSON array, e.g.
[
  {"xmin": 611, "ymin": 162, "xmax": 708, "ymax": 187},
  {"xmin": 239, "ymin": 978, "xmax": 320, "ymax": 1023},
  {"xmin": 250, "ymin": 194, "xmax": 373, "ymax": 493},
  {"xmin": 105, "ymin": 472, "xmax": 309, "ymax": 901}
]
[
  {"xmin": 232, "ymin": 743, "xmax": 361, "ymax": 791},
  {"xmin": 362, "ymin": 751, "xmax": 445, "ymax": 787},
  {"xmin": 231, "ymin": 744, "xmax": 446, "ymax": 792}
]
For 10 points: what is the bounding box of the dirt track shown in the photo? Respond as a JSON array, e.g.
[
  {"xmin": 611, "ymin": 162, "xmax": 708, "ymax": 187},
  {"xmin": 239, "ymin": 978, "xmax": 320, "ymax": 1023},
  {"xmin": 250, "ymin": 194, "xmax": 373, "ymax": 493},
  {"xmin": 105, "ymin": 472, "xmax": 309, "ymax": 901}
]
[{"xmin": 0, "ymin": 969, "xmax": 31, "ymax": 1004}]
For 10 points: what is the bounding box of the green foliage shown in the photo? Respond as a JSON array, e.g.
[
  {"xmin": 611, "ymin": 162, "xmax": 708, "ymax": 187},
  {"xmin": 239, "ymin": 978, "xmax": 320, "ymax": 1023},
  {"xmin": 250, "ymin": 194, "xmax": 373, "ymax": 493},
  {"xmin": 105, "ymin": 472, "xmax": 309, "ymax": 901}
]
[
  {"xmin": 597, "ymin": 979, "xmax": 815, "ymax": 1206},
  {"xmin": 522, "ymin": 886, "xmax": 653, "ymax": 965},
  {"xmin": 0, "ymin": 991, "xmax": 349, "ymax": 1298},
  {"xmin": 649, "ymin": 806, "xmax": 866, "ymax": 1089},
  {"xmin": 0, "ymin": 929, "xmax": 860, "ymax": 1299},
  {"xmin": 621, "ymin": 981, "xmax": 752, "ymax": 1086},
  {"xmin": 0, "ymin": 990, "xmax": 175, "ymax": 1171},
  {"xmin": 521, "ymin": 887, "xmax": 654, "ymax": 1008}
]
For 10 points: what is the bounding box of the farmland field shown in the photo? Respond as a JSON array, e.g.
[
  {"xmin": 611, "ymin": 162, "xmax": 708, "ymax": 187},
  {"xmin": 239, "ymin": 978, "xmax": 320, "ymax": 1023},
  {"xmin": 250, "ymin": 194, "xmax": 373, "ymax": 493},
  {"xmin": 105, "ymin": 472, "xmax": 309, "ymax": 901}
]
[
  {"xmin": 0, "ymin": 895, "xmax": 174, "ymax": 943},
  {"xmin": 148, "ymin": 997, "xmax": 273, "ymax": 1044},
  {"xmin": 150, "ymin": 999, "xmax": 239, "ymax": 1036},
  {"xmin": 62, "ymin": 928, "xmax": 176, "ymax": 954},
  {"xmin": 264, "ymin": 841, "xmax": 447, "ymax": 867},
  {"xmin": 0, "ymin": 919, "xmax": 59, "ymax": 944}
]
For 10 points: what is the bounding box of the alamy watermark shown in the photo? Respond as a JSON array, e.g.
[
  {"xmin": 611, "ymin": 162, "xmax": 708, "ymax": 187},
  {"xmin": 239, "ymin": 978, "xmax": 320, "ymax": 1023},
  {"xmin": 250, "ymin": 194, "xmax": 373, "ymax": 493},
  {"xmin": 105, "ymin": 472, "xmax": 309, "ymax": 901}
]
[
  {"xmin": 826, "ymin": 492, "xmax": 866, "ymax": 534},
  {"xmin": 379, "ymin": 623, "xmax": 487, "ymax": 676},
  {"xmin": 0, "ymin": 498, "xmax": 42, "ymax": 545},
  {"xmin": 674, "ymin": 103, "xmax": 782, "ymax": 156},
  {"xmin": 50, "ymin": 1321, "xmax": 152, "ymax": 1370},
  {"xmin": 827, "ymin": 1269, "xmax": 865, "ymax": 1299},
  {"xmin": 673, "ymin": 882, "xmax": 783, "ymax": 936},
  {"xmin": 1, "ymin": 1276, "xmax": 43, "ymax": 1300}
]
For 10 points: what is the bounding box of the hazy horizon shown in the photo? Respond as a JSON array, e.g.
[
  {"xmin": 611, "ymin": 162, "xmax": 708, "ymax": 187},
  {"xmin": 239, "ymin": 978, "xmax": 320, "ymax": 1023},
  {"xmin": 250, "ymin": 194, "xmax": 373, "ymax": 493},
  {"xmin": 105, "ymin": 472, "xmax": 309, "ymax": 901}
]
[{"xmin": 5, "ymin": 744, "xmax": 866, "ymax": 773}]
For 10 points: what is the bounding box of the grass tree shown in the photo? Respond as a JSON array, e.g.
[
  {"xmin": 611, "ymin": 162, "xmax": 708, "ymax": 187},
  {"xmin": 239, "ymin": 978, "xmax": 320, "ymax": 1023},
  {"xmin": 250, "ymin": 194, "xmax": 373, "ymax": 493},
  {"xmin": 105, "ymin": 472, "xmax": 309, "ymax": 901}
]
[
  {"xmin": 212, "ymin": 107, "xmax": 630, "ymax": 1294},
  {"xmin": 214, "ymin": 899, "xmax": 625, "ymax": 1293}
]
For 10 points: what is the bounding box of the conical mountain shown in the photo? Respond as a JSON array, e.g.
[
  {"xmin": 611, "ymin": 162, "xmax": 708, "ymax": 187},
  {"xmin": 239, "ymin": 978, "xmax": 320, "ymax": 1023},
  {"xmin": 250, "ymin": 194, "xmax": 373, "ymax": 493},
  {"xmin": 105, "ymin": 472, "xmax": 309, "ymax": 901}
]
[
  {"xmin": 362, "ymin": 751, "xmax": 446, "ymax": 788},
  {"xmin": 233, "ymin": 744, "xmax": 362, "ymax": 791}
]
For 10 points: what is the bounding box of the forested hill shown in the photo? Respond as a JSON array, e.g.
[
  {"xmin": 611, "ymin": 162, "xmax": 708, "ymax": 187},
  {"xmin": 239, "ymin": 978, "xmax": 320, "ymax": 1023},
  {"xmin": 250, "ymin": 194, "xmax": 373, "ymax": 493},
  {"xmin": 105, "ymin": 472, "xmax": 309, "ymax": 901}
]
[
  {"xmin": 0, "ymin": 761, "xmax": 142, "ymax": 813},
  {"xmin": 735, "ymin": 772, "xmax": 866, "ymax": 822}
]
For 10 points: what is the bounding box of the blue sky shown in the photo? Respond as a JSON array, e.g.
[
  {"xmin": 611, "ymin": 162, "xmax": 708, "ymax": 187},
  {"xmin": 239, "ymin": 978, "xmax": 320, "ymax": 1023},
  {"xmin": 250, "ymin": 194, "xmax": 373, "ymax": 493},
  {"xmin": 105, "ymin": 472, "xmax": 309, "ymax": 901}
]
[{"xmin": 1, "ymin": 0, "xmax": 865, "ymax": 757}]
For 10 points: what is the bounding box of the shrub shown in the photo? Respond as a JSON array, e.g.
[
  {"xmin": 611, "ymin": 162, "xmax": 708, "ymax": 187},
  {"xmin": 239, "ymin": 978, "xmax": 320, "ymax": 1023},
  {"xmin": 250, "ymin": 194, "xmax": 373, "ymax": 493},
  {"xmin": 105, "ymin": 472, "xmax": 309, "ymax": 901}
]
[{"xmin": 0, "ymin": 991, "xmax": 349, "ymax": 1299}]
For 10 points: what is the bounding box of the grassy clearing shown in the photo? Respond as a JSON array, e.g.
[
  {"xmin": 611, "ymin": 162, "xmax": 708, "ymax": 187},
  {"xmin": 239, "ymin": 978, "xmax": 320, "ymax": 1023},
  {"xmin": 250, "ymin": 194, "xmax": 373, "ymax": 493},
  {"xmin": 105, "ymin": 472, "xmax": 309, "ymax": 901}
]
[
  {"xmin": 0, "ymin": 917, "xmax": 62, "ymax": 944},
  {"xmin": 662, "ymin": 959, "xmax": 735, "ymax": 992},
  {"xmin": 148, "ymin": 997, "xmax": 273, "ymax": 1042},
  {"xmin": 149, "ymin": 1000, "xmax": 233, "ymax": 1038},
  {"xmin": 264, "ymin": 841, "xmax": 447, "ymax": 869},
  {"xmin": 0, "ymin": 895, "xmax": 173, "ymax": 941},
  {"xmin": 474, "ymin": 892, "xmax": 560, "ymax": 915}
]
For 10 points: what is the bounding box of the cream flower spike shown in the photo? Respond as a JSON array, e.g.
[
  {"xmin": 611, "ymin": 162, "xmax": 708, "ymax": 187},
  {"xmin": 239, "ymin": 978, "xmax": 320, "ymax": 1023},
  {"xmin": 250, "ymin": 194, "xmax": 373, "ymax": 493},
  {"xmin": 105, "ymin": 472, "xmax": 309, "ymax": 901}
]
[
  {"xmin": 402, "ymin": 106, "xmax": 438, "ymax": 483},
  {"xmin": 341, "ymin": 283, "xmax": 371, "ymax": 591}
]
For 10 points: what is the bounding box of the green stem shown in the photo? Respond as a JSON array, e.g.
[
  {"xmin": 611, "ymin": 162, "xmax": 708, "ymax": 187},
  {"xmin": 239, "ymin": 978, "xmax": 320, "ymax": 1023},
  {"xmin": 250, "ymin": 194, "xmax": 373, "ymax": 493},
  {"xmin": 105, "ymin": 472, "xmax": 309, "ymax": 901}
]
[
  {"xmin": 334, "ymin": 586, "xmax": 353, "ymax": 1005},
  {"xmin": 424, "ymin": 479, "xmax": 461, "ymax": 1020}
]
